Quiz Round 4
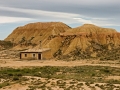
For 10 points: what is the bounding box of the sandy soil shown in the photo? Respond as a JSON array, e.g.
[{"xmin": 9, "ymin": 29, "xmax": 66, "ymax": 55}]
[
  {"xmin": 1, "ymin": 76, "xmax": 120, "ymax": 90},
  {"xmin": 0, "ymin": 59, "xmax": 120, "ymax": 90},
  {"xmin": 0, "ymin": 59, "xmax": 120, "ymax": 68}
]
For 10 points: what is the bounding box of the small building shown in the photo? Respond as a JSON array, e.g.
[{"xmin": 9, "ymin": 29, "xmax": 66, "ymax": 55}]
[{"xmin": 20, "ymin": 48, "xmax": 52, "ymax": 60}]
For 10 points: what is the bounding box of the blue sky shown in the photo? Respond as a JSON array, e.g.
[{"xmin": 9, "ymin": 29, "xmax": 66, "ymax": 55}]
[{"xmin": 0, "ymin": 0, "xmax": 120, "ymax": 40}]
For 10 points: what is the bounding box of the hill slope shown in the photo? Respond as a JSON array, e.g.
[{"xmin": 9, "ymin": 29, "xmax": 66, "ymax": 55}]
[
  {"xmin": 45, "ymin": 24, "xmax": 120, "ymax": 60},
  {"xmin": 5, "ymin": 22, "xmax": 71, "ymax": 46},
  {"xmin": 4, "ymin": 23, "xmax": 120, "ymax": 60}
]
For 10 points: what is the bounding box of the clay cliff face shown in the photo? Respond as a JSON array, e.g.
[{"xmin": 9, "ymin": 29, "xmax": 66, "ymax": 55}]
[{"xmin": 4, "ymin": 22, "xmax": 120, "ymax": 60}]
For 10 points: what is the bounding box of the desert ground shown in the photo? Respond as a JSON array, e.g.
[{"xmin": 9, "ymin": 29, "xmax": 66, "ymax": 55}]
[
  {"xmin": 0, "ymin": 59, "xmax": 120, "ymax": 90},
  {"xmin": 0, "ymin": 59, "xmax": 120, "ymax": 68}
]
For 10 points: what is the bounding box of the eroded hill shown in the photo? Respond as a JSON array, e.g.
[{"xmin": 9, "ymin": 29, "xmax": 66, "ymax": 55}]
[
  {"xmin": 44, "ymin": 24, "xmax": 120, "ymax": 60},
  {"xmin": 5, "ymin": 22, "xmax": 71, "ymax": 48},
  {"xmin": 4, "ymin": 22, "xmax": 120, "ymax": 60}
]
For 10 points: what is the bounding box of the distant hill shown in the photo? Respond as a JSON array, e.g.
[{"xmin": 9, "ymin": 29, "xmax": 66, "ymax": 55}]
[
  {"xmin": 4, "ymin": 22, "xmax": 120, "ymax": 60},
  {"xmin": 5, "ymin": 22, "xmax": 71, "ymax": 45},
  {"xmin": 44, "ymin": 24, "xmax": 120, "ymax": 60}
]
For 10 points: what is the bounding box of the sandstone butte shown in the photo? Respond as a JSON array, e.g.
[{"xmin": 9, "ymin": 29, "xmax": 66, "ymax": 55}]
[{"xmin": 4, "ymin": 22, "xmax": 120, "ymax": 59}]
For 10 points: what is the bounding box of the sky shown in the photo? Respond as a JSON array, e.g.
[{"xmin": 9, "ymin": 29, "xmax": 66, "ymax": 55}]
[{"xmin": 0, "ymin": 0, "xmax": 120, "ymax": 40}]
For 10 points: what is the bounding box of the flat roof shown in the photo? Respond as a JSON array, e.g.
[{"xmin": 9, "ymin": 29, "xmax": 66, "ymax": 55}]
[{"xmin": 20, "ymin": 48, "xmax": 51, "ymax": 53}]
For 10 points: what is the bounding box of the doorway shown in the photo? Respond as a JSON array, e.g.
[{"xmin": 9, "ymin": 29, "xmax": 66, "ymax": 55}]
[
  {"xmin": 20, "ymin": 53, "xmax": 21, "ymax": 59},
  {"xmin": 38, "ymin": 53, "xmax": 42, "ymax": 60}
]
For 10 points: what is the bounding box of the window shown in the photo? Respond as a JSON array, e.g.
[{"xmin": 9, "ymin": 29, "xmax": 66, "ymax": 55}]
[
  {"xmin": 25, "ymin": 54, "xmax": 27, "ymax": 57},
  {"xmin": 33, "ymin": 54, "xmax": 35, "ymax": 57}
]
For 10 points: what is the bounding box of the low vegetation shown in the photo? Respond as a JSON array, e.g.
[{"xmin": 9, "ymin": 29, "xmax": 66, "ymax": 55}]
[
  {"xmin": 54, "ymin": 41, "xmax": 120, "ymax": 60},
  {"xmin": 0, "ymin": 66, "xmax": 120, "ymax": 89},
  {"xmin": 0, "ymin": 40, "xmax": 13, "ymax": 50}
]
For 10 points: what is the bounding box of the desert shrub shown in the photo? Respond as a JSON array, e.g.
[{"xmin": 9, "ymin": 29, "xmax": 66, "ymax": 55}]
[
  {"xmin": 76, "ymin": 83, "xmax": 83, "ymax": 88},
  {"xmin": 28, "ymin": 86, "xmax": 37, "ymax": 90},
  {"xmin": 107, "ymin": 79, "xmax": 120, "ymax": 84},
  {"xmin": 99, "ymin": 85, "xmax": 105, "ymax": 89},
  {"xmin": 95, "ymin": 84, "xmax": 99, "ymax": 87},
  {"xmin": 85, "ymin": 82, "xmax": 90, "ymax": 86},
  {"xmin": 8, "ymin": 73, "xmax": 13, "ymax": 76},
  {"xmin": 103, "ymin": 69, "xmax": 110, "ymax": 73},
  {"xmin": 0, "ymin": 40, "xmax": 13, "ymax": 49},
  {"xmin": 0, "ymin": 82, "xmax": 10, "ymax": 88},
  {"xmin": 13, "ymin": 76, "xmax": 19, "ymax": 81}
]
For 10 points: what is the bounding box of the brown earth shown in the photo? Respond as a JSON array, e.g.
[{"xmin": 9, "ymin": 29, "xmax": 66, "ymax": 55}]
[
  {"xmin": 2, "ymin": 22, "xmax": 120, "ymax": 90},
  {"xmin": 5, "ymin": 22, "xmax": 71, "ymax": 45},
  {"xmin": 0, "ymin": 59, "xmax": 120, "ymax": 90},
  {"xmin": 45, "ymin": 24, "xmax": 120, "ymax": 60},
  {"xmin": 0, "ymin": 59, "xmax": 120, "ymax": 68},
  {"xmin": 4, "ymin": 22, "xmax": 120, "ymax": 60}
]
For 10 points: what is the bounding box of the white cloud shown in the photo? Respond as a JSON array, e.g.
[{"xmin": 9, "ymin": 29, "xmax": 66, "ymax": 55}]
[
  {"xmin": 73, "ymin": 18, "xmax": 93, "ymax": 24},
  {"xmin": 91, "ymin": 18, "xmax": 120, "ymax": 26},
  {"xmin": 0, "ymin": 6, "xmax": 119, "ymax": 27},
  {"xmin": 0, "ymin": 6, "xmax": 92, "ymax": 24},
  {"xmin": 92, "ymin": 18, "xmax": 113, "ymax": 20},
  {"xmin": 0, "ymin": 16, "xmax": 34, "ymax": 24},
  {"xmin": 0, "ymin": 6, "xmax": 79, "ymax": 18}
]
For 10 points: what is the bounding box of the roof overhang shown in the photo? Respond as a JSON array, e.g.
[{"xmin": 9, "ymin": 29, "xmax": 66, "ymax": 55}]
[{"xmin": 20, "ymin": 48, "xmax": 51, "ymax": 53}]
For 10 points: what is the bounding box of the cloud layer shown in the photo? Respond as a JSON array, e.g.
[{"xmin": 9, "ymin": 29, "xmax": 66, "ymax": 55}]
[{"xmin": 0, "ymin": 0, "xmax": 120, "ymax": 39}]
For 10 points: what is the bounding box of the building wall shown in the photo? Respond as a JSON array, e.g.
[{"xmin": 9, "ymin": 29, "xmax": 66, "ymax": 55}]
[
  {"xmin": 21, "ymin": 52, "xmax": 38, "ymax": 60},
  {"xmin": 20, "ymin": 50, "xmax": 53, "ymax": 60},
  {"xmin": 42, "ymin": 50, "xmax": 53, "ymax": 60}
]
